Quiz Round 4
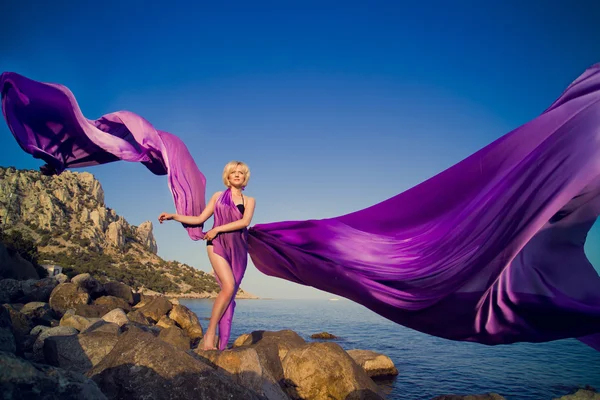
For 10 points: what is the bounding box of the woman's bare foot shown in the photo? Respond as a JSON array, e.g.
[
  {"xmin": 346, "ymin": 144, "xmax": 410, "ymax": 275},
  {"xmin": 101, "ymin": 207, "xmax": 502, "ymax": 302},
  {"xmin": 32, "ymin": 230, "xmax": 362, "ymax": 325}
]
[{"xmin": 202, "ymin": 332, "xmax": 218, "ymax": 350}]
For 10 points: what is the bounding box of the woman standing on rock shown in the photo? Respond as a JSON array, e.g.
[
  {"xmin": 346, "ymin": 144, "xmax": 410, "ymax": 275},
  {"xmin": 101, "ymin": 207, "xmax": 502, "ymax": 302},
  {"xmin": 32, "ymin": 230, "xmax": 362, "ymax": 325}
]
[{"xmin": 158, "ymin": 161, "xmax": 256, "ymax": 350}]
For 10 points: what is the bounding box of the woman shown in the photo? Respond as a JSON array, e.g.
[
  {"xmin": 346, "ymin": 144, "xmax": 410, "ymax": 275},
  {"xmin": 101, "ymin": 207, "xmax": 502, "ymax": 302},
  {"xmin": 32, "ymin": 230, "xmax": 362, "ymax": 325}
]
[{"xmin": 158, "ymin": 161, "xmax": 256, "ymax": 350}]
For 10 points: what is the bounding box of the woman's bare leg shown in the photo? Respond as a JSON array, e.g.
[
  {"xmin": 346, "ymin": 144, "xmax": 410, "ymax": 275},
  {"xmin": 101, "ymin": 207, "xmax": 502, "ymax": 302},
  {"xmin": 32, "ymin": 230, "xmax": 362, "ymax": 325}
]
[{"xmin": 203, "ymin": 246, "xmax": 236, "ymax": 350}]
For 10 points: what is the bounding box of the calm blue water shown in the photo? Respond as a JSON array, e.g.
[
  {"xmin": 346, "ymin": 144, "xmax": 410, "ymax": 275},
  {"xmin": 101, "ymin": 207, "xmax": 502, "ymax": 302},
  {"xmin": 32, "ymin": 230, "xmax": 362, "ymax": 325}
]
[{"xmin": 180, "ymin": 298, "xmax": 600, "ymax": 400}]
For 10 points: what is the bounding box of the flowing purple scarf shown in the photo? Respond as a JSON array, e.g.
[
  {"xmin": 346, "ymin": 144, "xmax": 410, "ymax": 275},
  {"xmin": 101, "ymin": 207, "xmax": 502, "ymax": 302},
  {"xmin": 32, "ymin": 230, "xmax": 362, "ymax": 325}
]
[
  {"xmin": 1, "ymin": 65, "xmax": 599, "ymax": 350},
  {"xmin": 211, "ymin": 188, "xmax": 249, "ymax": 350}
]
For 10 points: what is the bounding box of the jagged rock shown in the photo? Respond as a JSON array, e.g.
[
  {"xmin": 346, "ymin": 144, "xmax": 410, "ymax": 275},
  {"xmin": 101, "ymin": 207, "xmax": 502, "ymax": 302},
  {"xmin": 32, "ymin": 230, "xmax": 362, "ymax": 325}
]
[
  {"xmin": 346, "ymin": 349, "xmax": 399, "ymax": 378},
  {"xmin": 168, "ymin": 304, "xmax": 203, "ymax": 340},
  {"xmin": 71, "ymin": 273, "xmax": 104, "ymax": 298},
  {"xmin": 44, "ymin": 331, "xmax": 120, "ymax": 374},
  {"xmin": 94, "ymin": 295, "xmax": 132, "ymax": 312},
  {"xmin": 158, "ymin": 326, "xmax": 191, "ymax": 351},
  {"xmin": 136, "ymin": 221, "xmax": 158, "ymax": 254},
  {"xmin": 87, "ymin": 330, "xmax": 264, "ymax": 400},
  {"xmin": 49, "ymin": 283, "xmax": 91, "ymax": 318},
  {"xmin": 194, "ymin": 346, "xmax": 291, "ymax": 400},
  {"xmin": 60, "ymin": 310, "xmax": 93, "ymax": 332},
  {"xmin": 233, "ymin": 333, "xmax": 251, "ymax": 348},
  {"xmin": 432, "ymin": 395, "xmax": 506, "ymax": 400},
  {"xmin": 157, "ymin": 315, "xmax": 177, "ymax": 329},
  {"xmin": 0, "ymin": 351, "xmax": 107, "ymax": 399},
  {"xmin": 106, "ymin": 219, "xmax": 126, "ymax": 250},
  {"xmin": 30, "ymin": 325, "xmax": 51, "ymax": 337},
  {"xmin": 126, "ymin": 310, "xmax": 150, "ymax": 325},
  {"xmin": 101, "ymin": 309, "xmax": 128, "ymax": 327},
  {"xmin": 74, "ymin": 304, "xmax": 113, "ymax": 318},
  {"xmin": 32, "ymin": 326, "xmax": 79, "ymax": 362},
  {"xmin": 103, "ymin": 281, "xmax": 134, "ymax": 305},
  {"xmin": 0, "ymin": 242, "xmax": 39, "ymax": 280},
  {"xmin": 19, "ymin": 278, "xmax": 59, "ymax": 303},
  {"xmin": 282, "ymin": 342, "xmax": 383, "ymax": 400},
  {"xmin": 83, "ymin": 320, "xmax": 120, "ymax": 336},
  {"xmin": 138, "ymin": 296, "xmax": 173, "ymax": 322},
  {"xmin": 120, "ymin": 322, "xmax": 161, "ymax": 336},
  {"xmin": 20, "ymin": 302, "xmax": 55, "ymax": 326},
  {"xmin": 3, "ymin": 304, "xmax": 33, "ymax": 339},
  {"xmin": 0, "ymin": 279, "xmax": 23, "ymax": 304}
]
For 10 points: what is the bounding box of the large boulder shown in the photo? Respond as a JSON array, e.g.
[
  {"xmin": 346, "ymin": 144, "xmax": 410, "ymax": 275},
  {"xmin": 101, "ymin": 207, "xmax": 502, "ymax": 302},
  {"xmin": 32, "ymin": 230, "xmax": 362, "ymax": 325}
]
[
  {"xmin": 103, "ymin": 281, "xmax": 134, "ymax": 305},
  {"xmin": 87, "ymin": 330, "xmax": 264, "ymax": 399},
  {"xmin": 158, "ymin": 326, "xmax": 190, "ymax": 351},
  {"xmin": 101, "ymin": 309, "xmax": 128, "ymax": 327},
  {"xmin": 32, "ymin": 326, "xmax": 78, "ymax": 362},
  {"xmin": 83, "ymin": 320, "xmax": 120, "ymax": 336},
  {"xmin": 71, "ymin": 273, "xmax": 104, "ymax": 299},
  {"xmin": 44, "ymin": 331, "xmax": 120, "ymax": 374},
  {"xmin": 0, "ymin": 279, "xmax": 23, "ymax": 304},
  {"xmin": 552, "ymin": 389, "xmax": 600, "ymax": 400},
  {"xmin": 346, "ymin": 349, "xmax": 399, "ymax": 378},
  {"xmin": 94, "ymin": 295, "xmax": 132, "ymax": 312},
  {"xmin": 49, "ymin": 283, "xmax": 90, "ymax": 318},
  {"xmin": 126, "ymin": 310, "xmax": 150, "ymax": 325},
  {"xmin": 168, "ymin": 304, "xmax": 204, "ymax": 341},
  {"xmin": 60, "ymin": 310, "xmax": 94, "ymax": 332},
  {"xmin": 0, "ymin": 350, "xmax": 107, "ymax": 399},
  {"xmin": 19, "ymin": 277, "xmax": 59, "ymax": 303},
  {"xmin": 74, "ymin": 304, "xmax": 113, "ymax": 318},
  {"xmin": 194, "ymin": 346, "xmax": 290, "ymax": 400},
  {"xmin": 282, "ymin": 342, "xmax": 383, "ymax": 400},
  {"xmin": 20, "ymin": 301, "xmax": 55, "ymax": 326},
  {"xmin": 137, "ymin": 296, "xmax": 172, "ymax": 323}
]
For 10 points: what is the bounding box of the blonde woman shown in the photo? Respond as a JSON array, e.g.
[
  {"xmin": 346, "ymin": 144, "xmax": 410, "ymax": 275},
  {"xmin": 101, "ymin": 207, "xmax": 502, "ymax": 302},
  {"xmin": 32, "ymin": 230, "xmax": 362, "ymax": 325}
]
[{"xmin": 159, "ymin": 161, "xmax": 256, "ymax": 350}]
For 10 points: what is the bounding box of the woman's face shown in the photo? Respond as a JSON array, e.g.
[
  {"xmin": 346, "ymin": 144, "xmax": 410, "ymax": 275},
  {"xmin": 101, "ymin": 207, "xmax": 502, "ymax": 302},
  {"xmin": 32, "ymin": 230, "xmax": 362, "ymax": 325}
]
[{"xmin": 228, "ymin": 166, "xmax": 245, "ymax": 187}]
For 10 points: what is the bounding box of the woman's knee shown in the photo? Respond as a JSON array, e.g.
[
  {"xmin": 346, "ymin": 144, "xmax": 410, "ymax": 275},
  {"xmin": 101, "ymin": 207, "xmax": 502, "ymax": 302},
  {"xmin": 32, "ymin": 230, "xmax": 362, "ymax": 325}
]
[{"xmin": 221, "ymin": 282, "xmax": 236, "ymax": 297}]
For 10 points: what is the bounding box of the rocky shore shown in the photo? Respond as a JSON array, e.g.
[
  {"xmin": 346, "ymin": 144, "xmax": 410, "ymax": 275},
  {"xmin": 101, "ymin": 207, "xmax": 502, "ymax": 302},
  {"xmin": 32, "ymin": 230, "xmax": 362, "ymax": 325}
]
[{"xmin": 0, "ymin": 273, "xmax": 597, "ymax": 400}]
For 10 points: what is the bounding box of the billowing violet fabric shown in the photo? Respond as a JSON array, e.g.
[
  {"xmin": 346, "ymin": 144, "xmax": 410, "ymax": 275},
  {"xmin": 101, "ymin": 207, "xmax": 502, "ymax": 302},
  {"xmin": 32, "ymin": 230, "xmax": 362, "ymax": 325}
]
[
  {"xmin": 2, "ymin": 65, "xmax": 600, "ymax": 351},
  {"xmin": 0, "ymin": 72, "xmax": 207, "ymax": 240},
  {"xmin": 210, "ymin": 188, "xmax": 249, "ymax": 350}
]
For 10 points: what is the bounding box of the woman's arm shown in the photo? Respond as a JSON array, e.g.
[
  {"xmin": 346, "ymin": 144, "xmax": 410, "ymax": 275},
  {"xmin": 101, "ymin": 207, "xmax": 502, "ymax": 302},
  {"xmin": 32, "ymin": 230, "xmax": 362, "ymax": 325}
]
[
  {"xmin": 158, "ymin": 191, "xmax": 222, "ymax": 226},
  {"xmin": 209, "ymin": 196, "xmax": 256, "ymax": 235}
]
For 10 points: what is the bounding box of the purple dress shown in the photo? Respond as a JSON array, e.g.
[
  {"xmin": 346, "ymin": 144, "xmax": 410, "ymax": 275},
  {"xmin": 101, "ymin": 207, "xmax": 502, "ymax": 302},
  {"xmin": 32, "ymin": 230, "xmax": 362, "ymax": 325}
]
[
  {"xmin": 210, "ymin": 189, "xmax": 249, "ymax": 350},
  {"xmin": 1, "ymin": 64, "xmax": 600, "ymax": 351}
]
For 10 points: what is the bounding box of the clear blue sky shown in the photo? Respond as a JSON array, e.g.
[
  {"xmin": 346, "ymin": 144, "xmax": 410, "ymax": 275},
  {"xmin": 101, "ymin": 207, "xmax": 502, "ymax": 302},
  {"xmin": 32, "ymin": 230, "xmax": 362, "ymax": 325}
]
[{"xmin": 1, "ymin": 0, "xmax": 599, "ymax": 298}]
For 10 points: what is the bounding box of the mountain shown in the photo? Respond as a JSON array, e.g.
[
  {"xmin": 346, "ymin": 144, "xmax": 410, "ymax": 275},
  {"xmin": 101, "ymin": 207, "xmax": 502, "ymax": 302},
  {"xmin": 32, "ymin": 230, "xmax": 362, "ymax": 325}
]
[{"xmin": 0, "ymin": 166, "xmax": 257, "ymax": 299}]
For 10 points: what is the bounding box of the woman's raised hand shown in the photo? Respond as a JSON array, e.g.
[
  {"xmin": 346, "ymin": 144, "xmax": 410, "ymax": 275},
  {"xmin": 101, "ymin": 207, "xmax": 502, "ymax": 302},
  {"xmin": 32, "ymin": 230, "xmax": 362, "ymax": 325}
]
[{"xmin": 158, "ymin": 212, "xmax": 174, "ymax": 224}]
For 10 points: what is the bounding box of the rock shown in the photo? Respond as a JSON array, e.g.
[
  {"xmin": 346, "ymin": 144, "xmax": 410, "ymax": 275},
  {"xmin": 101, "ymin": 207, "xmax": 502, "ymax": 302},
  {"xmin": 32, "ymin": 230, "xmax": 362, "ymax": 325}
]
[
  {"xmin": 74, "ymin": 304, "xmax": 113, "ymax": 318},
  {"xmin": 101, "ymin": 309, "xmax": 128, "ymax": 327},
  {"xmin": 346, "ymin": 349, "xmax": 399, "ymax": 378},
  {"xmin": 103, "ymin": 281, "xmax": 134, "ymax": 305},
  {"xmin": 158, "ymin": 326, "xmax": 191, "ymax": 351},
  {"xmin": 19, "ymin": 277, "xmax": 59, "ymax": 303},
  {"xmin": 237, "ymin": 329, "xmax": 306, "ymax": 361},
  {"xmin": 169, "ymin": 297, "xmax": 180, "ymax": 305},
  {"xmin": 157, "ymin": 315, "xmax": 177, "ymax": 329},
  {"xmin": 32, "ymin": 326, "xmax": 79, "ymax": 362},
  {"xmin": 44, "ymin": 331, "xmax": 120, "ymax": 374},
  {"xmin": 126, "ymin": 310, "xmax": 149, "ymax": 325},
  {"xmin": 3, "ymin": 304, "xmax": 33, "ymax": 338},
  {"xmin": 120, "ymin": 322, "xmax": 161, "ymax": 336},
  {"xmin": 0, "ymin": 350, "xmax": 107, "ymax": 399},
  {"xmin": 87, "ymin": 330, "xmax": 264, "ymax": 400},
  {"xmin": 553, "ymin": 388, "xmax": 600, "ymax": 400},
  {"xmin": 194, "ymin": 346, "xmax": 291, "ymax": 400},
  {"xmin": 168, "ymin": 304, "xmax": 204, "ymax": 341},
  {"xmin": 60, "ymin": 310, "xmax": 93, "ymax": 332},
  {"xmin": 138, "ymin": 295, "xmax": 173, "ymax": 322},
  {"xmin": 0, "ymin": 279, "xmax": 23, "ymax": 304},
  {"xmin": 0, "ymin": 306, "xmax": 16, "ymax": 353},
  {"xmin": 49, "ymin": 283, "xmax": 90, "ymax": 318},
  {"xmin": 94, "ymin": 295, "xmax": 132, "ymax": 312},
  {"xmin": 431, "ymin": 395, "xmax": 506, "ymax": 400},
  {"xmin": 20, "ymin": 301, "xmax": 55, "ymax": 326},
  {"xmin": 233, "ymin": 333, "xmax": 251, "ymax": 348},
  {"xmin": 71, "ymin": 273, "xmax": 104, "ymax": 298},
  {"xmin": 136, "ymin": 221, "xmax": 158, "ymax": 254},
  {"xmin": 310, "ymin": 331, "xmax": 338, "ymax": 339},
  {"xmin": 83, "ymin": 320, "xmax": 121, "ymax": 336},
  {"xmin": 106, "ymin": 220, "xmax": 126, "ymax": 250},
  {"xmin": 55, "ymin": 273, "xmax": 69, "ymax": 284},
  {"xmin": 30, "ymin": 325, "xmax": 51, "ymax": 337},
  {"xmin": 282, "ymin": 342, "xmax": 383, "ymax": 400},
  {"xmin": 0, "ymin": 242, "xmax": 39, "ymax": 280}
]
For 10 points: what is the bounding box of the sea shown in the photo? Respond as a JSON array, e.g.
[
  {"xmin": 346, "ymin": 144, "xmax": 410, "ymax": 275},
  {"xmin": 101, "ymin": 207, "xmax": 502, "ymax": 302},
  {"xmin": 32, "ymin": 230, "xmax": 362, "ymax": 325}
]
[{"xmin": 180, "ymin": 298, "xmax": 600, "ymax": 400}]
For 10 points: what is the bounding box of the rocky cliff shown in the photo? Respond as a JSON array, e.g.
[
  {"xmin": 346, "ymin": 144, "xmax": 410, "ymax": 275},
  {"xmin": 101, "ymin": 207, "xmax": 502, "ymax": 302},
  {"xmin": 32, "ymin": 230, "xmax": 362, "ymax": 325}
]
[{"xmin": 0, "ymin": 166, "xmax": 257, "ymax": 299}]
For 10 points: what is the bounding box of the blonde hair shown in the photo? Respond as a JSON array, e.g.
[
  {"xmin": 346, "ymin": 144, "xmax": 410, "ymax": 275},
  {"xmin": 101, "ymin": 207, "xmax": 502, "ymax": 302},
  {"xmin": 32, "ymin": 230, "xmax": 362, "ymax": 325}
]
[{"xmin": 222, "ymin": 161, "xmax": 250, "ymax": 188}]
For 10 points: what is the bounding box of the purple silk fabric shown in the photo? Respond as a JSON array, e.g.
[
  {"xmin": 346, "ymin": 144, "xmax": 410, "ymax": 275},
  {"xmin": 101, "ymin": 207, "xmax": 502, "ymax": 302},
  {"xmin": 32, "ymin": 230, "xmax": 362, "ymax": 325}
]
[
  {"xmin": 2, "ymin": 65, "xmax": 600, "ymax": 350},
  {"xmin": 210, "ymin": 188, "xmax": 249, "ymax": 350}
]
